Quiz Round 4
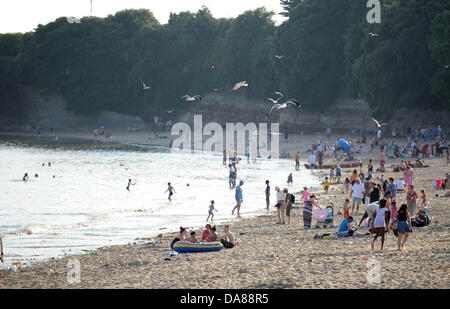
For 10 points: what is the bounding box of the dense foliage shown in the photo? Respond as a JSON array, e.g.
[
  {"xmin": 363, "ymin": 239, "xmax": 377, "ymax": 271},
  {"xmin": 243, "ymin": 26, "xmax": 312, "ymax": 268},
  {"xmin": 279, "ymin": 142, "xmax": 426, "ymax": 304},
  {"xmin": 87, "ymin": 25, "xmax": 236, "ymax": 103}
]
[{"xmin": 0, "ymin": 1, "xmax": 449, "ymax": 121}]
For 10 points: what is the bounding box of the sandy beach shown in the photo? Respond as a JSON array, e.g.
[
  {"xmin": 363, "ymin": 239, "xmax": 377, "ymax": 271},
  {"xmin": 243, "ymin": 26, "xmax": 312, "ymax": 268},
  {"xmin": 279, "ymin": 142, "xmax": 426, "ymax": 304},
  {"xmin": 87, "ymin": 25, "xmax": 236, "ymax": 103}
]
[{"xmin": 1, "ymin": 130, "xmax": 449, "ymax": 289}]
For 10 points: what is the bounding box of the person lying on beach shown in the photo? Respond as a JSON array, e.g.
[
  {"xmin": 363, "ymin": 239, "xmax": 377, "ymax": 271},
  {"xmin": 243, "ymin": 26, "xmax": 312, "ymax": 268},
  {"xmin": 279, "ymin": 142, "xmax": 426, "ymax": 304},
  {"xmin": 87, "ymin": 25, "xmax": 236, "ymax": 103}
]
[
  {"xmin": 165, "ymin": 182, "xmax": 176, "ymax": 201},
  {"xmin": 170, "ymin": 227, "xmax": 186, "ymax": 249},
  {"xmin": 186, "ymin": 231, "xmax": 198, "ymax": 243},
  {"xmin": 219, "ymin": 225, "xmax": 235, "ymax": 248}
]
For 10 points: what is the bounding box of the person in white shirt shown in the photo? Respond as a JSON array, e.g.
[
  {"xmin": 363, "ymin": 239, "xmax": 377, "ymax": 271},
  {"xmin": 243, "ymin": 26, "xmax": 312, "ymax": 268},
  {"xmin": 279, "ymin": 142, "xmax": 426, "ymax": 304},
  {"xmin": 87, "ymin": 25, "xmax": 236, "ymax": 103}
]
[
  {"xmin": 275, "ymin": 187, "xmax": 285, "ymax": 224},
  {"xmin": 371, "ymin": 199, "xmax": 389, "ymax": 250},
  {"xmin": 396, "ymin": 178, "xmax": 405, "ymax": 192},
  {"xmin": 350, "ymin": 178, "xmax": 365, "ymax": 214}
]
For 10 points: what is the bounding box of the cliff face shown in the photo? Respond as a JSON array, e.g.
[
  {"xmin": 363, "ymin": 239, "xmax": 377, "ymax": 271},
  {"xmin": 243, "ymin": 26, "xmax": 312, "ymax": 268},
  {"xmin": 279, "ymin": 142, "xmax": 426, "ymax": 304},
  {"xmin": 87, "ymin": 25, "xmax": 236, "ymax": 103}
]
[
  {"xmin": 3, "ymin": 87, "xmax": 449, "ymax": 135},
  {"xmin": 7, "ymin": 87, "xmax": 146, "ymax": 131}
]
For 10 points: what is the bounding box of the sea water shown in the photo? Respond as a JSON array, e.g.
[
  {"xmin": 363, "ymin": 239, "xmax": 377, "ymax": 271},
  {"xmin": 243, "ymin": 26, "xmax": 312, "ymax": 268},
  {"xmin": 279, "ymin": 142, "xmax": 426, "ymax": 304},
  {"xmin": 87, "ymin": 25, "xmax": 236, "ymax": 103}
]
[{"xmin": 0, "ymin": 142, "xmax": 320, "ymax": 266}]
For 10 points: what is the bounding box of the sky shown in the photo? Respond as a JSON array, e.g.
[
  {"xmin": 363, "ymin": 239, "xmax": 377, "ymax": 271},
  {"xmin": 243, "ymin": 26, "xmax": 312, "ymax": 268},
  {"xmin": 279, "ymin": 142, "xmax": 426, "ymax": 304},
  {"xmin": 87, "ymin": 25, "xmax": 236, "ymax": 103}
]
[{"xmin": 0, "ymin": 0, "xmax": 287, "ymax": 33}]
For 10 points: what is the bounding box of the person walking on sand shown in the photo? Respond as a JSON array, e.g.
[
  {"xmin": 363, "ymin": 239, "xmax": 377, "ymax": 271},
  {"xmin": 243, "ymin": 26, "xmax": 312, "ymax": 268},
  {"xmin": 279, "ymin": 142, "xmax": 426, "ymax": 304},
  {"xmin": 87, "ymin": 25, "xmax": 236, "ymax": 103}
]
[
  {"xmin": 206, "ymin": 200, "xmax": 218, "ymax": 222},
  {"xmin": 165, "ymin": 182, "xmax": 176, "ymax": 201},
  {"xmin": 232, "ymin": 180, "xmax": 244, "ymax": 215},
  {"xmin": 396, "ymin": 204, "xmax": 412, "ymax": 251},
  {"xmin": 284, "ymin": 188, "xmax": 293, "ymax": 225},
  {"xmin": 295, "ymin": 152, "xmax": 300, "ymax": 171},
  {"xmin": 275, "ymin": 187, "xmax": 285, "ymax": 224},
  {"xmin": 303, "ymin": 194, "xmax": 318, "ymax": 229},
  {"xmin": 265, "ymin": 180, "xmax": 270, "ymax": 210},
  {"xmin": 350, "ymin": 178, "xmax": 365, "ymax": 214},
  {"xmin": 406, "ymin": 185, "xmax": 418, "ymax": 217},
  {"xmin": 371, "ymin": 199, "xmax": 389, "ymax": 250}
]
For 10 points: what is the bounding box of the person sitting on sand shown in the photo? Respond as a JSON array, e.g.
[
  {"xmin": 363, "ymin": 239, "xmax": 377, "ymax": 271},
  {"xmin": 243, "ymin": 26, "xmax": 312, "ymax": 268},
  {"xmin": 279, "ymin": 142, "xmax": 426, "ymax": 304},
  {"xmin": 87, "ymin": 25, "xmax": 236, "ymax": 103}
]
[
  {"xmin": 219, "ymin": 225, "xmax": 235, "ymax": 248},
  {"xmin": 411, "ymin": 209, "xmax": 430, "ymax": 227},
  {"xmin": 210, "ymin": 225, "xmax": 218, "ymax": 242},
  {"xmin": 186, "ymin": 231, "xmax": 198, "ymax": 243},
  {"xmin": 338, "ymin": 216, "xmax": 354, "ymax": 234},
  {"xmin": 170, "ymin": 227, "xmax": 187, "ymax": 249},
  {"xmin": 202, "ymin": 224, "xmax": 214, "ymax": 242}
]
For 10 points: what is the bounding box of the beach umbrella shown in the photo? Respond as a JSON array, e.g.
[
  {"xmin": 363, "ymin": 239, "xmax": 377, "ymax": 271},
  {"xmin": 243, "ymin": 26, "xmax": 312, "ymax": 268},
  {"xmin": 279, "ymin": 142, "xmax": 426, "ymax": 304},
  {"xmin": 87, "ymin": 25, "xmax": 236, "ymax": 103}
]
[{"xmin": 339, "ymin": 139, "xmax": 351, "ymax": 153}]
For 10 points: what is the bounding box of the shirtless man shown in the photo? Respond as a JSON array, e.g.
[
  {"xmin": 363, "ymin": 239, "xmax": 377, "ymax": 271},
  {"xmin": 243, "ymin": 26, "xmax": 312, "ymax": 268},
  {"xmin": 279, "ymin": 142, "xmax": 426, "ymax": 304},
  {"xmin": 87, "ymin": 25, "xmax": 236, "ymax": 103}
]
[
  {"xmin": 219, "ymin": 225, "xmax": 235, "ymax": 248},
  {"xmin": 165, "ymin": 182, "xmax": 176, "ymax": 201}
]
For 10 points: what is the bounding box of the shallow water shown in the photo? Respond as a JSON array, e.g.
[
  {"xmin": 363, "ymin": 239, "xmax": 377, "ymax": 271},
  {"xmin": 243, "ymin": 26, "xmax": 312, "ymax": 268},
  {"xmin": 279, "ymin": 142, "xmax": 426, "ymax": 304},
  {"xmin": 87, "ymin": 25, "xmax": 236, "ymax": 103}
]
[{"xmin": 0, "ymin": 142, "xmax": 319, "ymax": 267}]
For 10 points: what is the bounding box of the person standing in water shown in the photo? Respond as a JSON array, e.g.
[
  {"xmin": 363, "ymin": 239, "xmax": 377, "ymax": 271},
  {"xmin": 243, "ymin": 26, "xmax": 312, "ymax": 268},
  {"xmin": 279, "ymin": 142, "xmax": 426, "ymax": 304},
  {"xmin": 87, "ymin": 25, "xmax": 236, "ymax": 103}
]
[
  {"xmin": 295, "ymin": 151, "xmax": 300, "ymax": 171},
  {"xmin": 206, "ymin": 200, "xmax": 218, "ymax": 222},
  {"xmin": 265, "ymin": 180, "xmax": 270, "ymax": 210},
  {"xmin": 287, "ymin": 173, "xmax": 293, "ymax": 186},
  {"xmin": 232, "ymin": 180, "xmax": 244, "ymax": 215},
  {"xmin": 165, "ymin": 182, "xmax": 176, "ymax": 201},
  {"xmin": 23, "ymin": 173, "xmax": 29, "ymax": 182},
  {"xmin": 126, "ymin": 179, "xmax": 135, "ymax": 191}
]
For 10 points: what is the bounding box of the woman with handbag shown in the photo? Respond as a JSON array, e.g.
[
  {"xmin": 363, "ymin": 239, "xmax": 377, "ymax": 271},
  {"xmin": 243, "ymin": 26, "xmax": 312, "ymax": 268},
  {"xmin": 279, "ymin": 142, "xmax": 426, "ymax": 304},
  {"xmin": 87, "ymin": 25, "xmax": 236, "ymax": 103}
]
[{"xmin": 396, "ymin": 204, "xmax": 412, "ymax": 251}]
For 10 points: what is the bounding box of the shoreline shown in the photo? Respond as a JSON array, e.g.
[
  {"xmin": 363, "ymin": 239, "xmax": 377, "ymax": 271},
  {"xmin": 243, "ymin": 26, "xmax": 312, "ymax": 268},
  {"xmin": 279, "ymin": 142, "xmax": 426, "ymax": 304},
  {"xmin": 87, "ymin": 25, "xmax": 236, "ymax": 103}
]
[{"xmin": 1, "ymin": 130, "xmax": 449, "ymax": 288}]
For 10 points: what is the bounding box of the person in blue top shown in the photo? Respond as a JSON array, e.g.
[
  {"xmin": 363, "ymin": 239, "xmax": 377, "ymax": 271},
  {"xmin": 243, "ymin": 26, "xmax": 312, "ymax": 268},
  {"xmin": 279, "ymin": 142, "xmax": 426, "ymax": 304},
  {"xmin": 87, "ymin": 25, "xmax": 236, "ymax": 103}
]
[
  {"xmin": 232, "ymin": 180, "xmax": 244, "ymax": 215},
  {"xmin": 339, "ymin": 216, "xmax": 354, "ymax": 233}
]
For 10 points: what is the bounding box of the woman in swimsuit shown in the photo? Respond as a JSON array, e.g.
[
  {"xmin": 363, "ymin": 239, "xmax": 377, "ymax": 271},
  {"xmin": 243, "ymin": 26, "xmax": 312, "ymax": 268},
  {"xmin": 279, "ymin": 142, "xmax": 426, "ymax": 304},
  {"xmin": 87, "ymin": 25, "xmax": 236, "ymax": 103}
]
[{"xmin": 170, "ymin": 227, "xmax": 186, "ymax": 249}]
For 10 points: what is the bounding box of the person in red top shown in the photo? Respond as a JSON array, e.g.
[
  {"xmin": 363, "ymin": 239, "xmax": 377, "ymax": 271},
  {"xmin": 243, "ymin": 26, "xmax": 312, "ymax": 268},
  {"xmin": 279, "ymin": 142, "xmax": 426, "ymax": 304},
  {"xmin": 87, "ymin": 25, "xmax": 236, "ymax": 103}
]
[{"xmin": 202, "ymin": 224, "xmax": 214, "ymax": 242}]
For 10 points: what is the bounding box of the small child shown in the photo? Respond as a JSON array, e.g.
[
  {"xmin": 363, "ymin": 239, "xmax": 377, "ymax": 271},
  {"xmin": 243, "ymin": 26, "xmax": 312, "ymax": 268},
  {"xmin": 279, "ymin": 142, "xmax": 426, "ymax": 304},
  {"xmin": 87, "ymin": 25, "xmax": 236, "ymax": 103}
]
[
  {"xmin": 126, "ymin": 179, "xmax": 135, "ymax": 191},
  {"xmin": 343, "ymin": 198, "xmax": 350, "ymax": 219},
  {"xmin": 324, "ymin": 177, "xmax": 330, "ymax": 194},
  {"xmin": 287, "ymin": 173, "xmax": 293, "ymax": 186},
  {"xmin": 421, "ymin": 190, "xmax": 426, "ymax": 207},
  {"xmin": 390, "ymin": 200, "xmax": 397, "ymax": 221},
  {"xmin": 186, "ymin": 231, "xmax": 198, "ymax": 243},
  {"xmin": 206, "ymin": 200, "xmax": 217, "ymax": 222},
  {"xmin": 165, "ymin": 182, "xmax": 176, "ymax": 201},
  {"xmin": 345, "ymin": 178, "xmax": 350, "ymax": 193}
]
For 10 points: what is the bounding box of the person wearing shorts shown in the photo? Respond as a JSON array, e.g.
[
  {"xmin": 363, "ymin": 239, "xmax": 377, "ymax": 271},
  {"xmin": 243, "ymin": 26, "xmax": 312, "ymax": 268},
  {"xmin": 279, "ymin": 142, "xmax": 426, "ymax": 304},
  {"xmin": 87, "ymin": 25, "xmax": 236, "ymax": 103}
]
[
  {"xmin": 275, "ymin": 186, "xmax": 285, "ymax": 224},
  {"xmin": 350, "ymin": 178, "xmax": 365, "ymax": 214},
  {"xmin": 232, "ymin": 180, "xmax": 244, "ymax": 215}
]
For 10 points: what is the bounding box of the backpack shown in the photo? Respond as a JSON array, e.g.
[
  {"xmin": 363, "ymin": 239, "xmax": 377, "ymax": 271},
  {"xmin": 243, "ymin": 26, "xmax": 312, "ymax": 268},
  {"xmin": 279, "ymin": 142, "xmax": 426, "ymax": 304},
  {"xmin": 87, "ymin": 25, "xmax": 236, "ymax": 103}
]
[{"xmin": 290, "ymin": 194, "xmax": 296, "ymax": 204}]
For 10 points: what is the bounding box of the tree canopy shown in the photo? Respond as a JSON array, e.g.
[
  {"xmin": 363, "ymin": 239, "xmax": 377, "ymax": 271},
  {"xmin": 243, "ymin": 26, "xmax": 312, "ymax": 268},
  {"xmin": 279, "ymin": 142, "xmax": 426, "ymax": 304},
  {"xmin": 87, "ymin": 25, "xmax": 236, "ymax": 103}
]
[{"xmin": 0, "ymin": 0, "xmax": 449, "ymax": 122}]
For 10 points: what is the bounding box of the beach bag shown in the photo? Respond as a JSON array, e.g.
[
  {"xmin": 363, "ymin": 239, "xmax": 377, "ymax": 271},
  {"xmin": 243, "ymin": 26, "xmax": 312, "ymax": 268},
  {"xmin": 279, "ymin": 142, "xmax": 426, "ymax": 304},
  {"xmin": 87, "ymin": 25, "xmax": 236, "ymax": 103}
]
[{"xmin": 390, "ymin": 218, "xmax": 398, "ymax": 230}]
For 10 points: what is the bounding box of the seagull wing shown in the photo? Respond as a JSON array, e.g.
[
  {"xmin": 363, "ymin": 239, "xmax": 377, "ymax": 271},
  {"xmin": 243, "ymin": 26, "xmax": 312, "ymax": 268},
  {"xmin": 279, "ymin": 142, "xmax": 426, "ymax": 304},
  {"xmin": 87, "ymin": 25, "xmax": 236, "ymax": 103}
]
[
  {"xmin": 265, "ymin": 98, "xmax": 276, "ymax": 104},
  {"xmin": 286, "ymin": 99, "xmax": 300, "ymax": 107},
  {"xmin": 371, "ymin": 117, "xmax": 381, "ymax": 127}
]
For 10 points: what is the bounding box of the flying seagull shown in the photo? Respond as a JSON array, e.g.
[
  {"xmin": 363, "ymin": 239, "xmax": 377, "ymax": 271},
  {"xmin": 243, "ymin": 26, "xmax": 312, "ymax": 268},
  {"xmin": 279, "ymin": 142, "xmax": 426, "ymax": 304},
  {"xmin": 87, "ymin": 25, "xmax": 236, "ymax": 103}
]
[
  {"xmin": 266, "ymin": 99, "xmax": 301, "ymax": 119},
  {"xmin": 142, "ymin": 82, "xmax": 150, "ymax": 90},
  {"xmin": 266, "ymin": 92, "xmax": 284, "ymax": 104},
  {"xmin": 181, "ymin": 94, "xmax": 202, "ymax": 102},
  {"xmin": 369, "ymin": 32, "xmax": 378, "ymax": 37},
  {"xmin": 444, "ymin": 65, "xmax": 449, "ymax": 69},
  {"xmin": 166, "ymin": 110, "xmax": 174, "ymax": 114},
  {"xmin": 233, "ymin": 81, "xmax": 248, "ymax": 91},
  {"xmin": 274, "ymin": 55, "xmax": 284, "ymax": 60},
  {"xmin": 371, "ymin": 117, "xmax": 388, "ymax": 128}
]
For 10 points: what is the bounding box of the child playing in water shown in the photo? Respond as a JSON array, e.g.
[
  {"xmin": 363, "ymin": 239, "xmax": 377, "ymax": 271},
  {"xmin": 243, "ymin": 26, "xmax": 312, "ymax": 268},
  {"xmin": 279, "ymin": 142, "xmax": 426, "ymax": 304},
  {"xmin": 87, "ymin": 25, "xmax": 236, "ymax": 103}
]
[
  {"xmin": 287, "ymin": 173, "xmax": 293, "ymax": 186},
  {"xmin": 206, "ymin": 200, "xmax": 218, "ymax": 222},
  {"xmin": 420, "ymin": 190, "xmax": 426, "ymax": 207},
  {"xmin": 126, "ymin": 179, "xmax": 135, "ymax": 191},
  {"xmin": 165, "ymin": 182, "xmax": 176, "ymax": 201},
  {"xmin": 345, "ymin": 178, "xmax": 350, "ymax": 193},
  {"xmin": 324, "ymin": 177, "xmax": 330, "ymax": 194},
  {"xmin": 343, "ymin": 199, "xmax": 350, "ymax": 219}
]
